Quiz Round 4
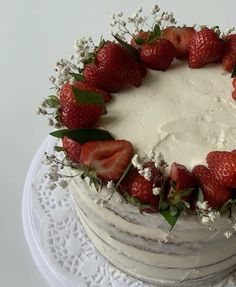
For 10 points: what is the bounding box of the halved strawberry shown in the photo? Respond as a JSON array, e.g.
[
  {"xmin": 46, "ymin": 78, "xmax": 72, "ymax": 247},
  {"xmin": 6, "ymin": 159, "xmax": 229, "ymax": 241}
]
[
  {"xmin": 130, "ymin": 31, "xmax": 150, "ymax": 50},
  {"xmin": 80, "ymin": 140, "xmax": 133, "ymax": 181},
  {"xmin": 59, "ymin": 83, "xmax": 103, "ymax": 129},
  {"xmin": 207, "ymin": 151, "xmax": 236, "ymax": 188},
  {"xmin": 188, "ymin": 28, "xmax": 223, "ymax": 68},
  {"xmin": 193, "ymin": 165, "xmax": 231, "ymax": 209},
  {"xmin": 170, "ymin": 162, "xmax": 196, "ymax": 192},
  {"xmin": 222, "ymin": 34, "xmax": 236, "ymax": 72},
  {"xmin": 162, "ymin": 26, "xmax": 196, "ymax": 58},
  {"xmin": 121, "ymin": 161, "xmax": 163, "ymax": 212},
  {"xmin": 62, "ymin": 136, "xmax": 82, "ymax": 163},
  {"xmin": 83, "ymin": 63, "xmax": 123, "ymax": 93}
]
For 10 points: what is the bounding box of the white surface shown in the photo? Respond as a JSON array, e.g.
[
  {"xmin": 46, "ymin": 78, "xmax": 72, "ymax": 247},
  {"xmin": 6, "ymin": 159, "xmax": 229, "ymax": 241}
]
[{"xmin": 1, "ymin": 0, "xmax": 236, "ymax": 286}]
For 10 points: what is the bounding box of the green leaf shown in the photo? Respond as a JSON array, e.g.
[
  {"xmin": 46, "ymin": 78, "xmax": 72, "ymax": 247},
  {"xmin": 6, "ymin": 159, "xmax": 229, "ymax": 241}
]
[
  {"xmin": 44, "ymin": 95, "xmax": 60, "ymax": 108},
  {"xmin": 112, "ymin": 33, "xmax": 140, "ymax": 61},
  {"xmin": 134, "ymin": 37, "xmax": 145, "ymax": 45},
  {"xmin": 83, "ymin": 52, "xmax": 96, "ymax": 64},
  {"xmin": 50, "ymin": 128, "xmax": 114, "ymax": 143},
  {"xmin": 197, "ymin": 188, "xmax": 204, "ymax": 203},
  {"xmin": 160, "ymin": 208, "xmax": 181, "ymax": 230},
  {"xmin": 70, "ymin": 73, "xmax": 84, "ymax": 81},
  {"xmin": 147, "ymin": 25, "xmax": 161, "ymax": 43},
  {"xmin": 54, "ymin": 146, "xmax": 65, "ymax": 152},
  {"xmin": 231, "ymin": 61, "xmax": 236, "ymax": 78},
  {"xmin": 72, "ymin": 87, "xmax": 107, "ymax": 115},
  {"xmin": 171, "ymin": 181, "xmax": 177, "ymax": 190}
]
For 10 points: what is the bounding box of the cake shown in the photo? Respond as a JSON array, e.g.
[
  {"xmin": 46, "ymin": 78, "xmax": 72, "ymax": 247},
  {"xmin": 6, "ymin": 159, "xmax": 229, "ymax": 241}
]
[{"xmin": 38, "ymin": 5, "xmax": 236, "ymax": 287}]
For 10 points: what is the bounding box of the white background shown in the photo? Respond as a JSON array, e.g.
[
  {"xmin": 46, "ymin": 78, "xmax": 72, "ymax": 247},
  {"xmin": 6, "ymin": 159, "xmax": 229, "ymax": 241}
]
[{"xmin": 1, "ymin": 0, "xmax": 235, "ymax": 286}]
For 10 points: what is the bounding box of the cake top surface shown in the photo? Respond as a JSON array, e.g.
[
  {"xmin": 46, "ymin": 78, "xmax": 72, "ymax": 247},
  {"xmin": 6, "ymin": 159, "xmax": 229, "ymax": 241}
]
[{"xmin": 99, "ymin": 61, "xmax": 234, "ymax": 170}]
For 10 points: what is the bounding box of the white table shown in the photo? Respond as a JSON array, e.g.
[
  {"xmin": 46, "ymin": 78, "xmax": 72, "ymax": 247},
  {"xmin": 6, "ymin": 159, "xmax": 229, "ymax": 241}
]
[{"xmin": 1, "ymin": 0, "xmax": 236, "ymax": 286}]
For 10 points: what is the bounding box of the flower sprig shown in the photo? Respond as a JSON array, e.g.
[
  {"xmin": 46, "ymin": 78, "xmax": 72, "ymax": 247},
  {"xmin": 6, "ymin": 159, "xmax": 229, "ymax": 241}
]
[{"xmin": 110, "ymin": 5, "xmax": 177, "ymax": 40}]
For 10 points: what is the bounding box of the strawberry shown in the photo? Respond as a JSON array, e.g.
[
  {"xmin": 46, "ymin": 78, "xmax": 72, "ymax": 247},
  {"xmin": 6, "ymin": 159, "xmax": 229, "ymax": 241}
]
[
  {"xmin": 188, "ymin": 28, "xmax": 223, "ymax": 68},
  {"xmin": 170, "ymin": 162, "xmax": 196, "ymax": 192},
  {"xmin": 193, "ymin": 165, "xmax": 232, "ymax": 209},
  {"xmin": 59, "ymin": 83, "xmax": 103, "ymax": 129},
  {"xmin": 232, "ymin": 89, "xmax": 236, "ymax": 101},
  {"xmin": 83, "ymin": 63, "xmax": 123, "ymax": 93},
  {"xmin": 130, "ymin": 31, "xmax": 150, "ymax": 50},
  {"xmin": 162, "ymin": 26, "xmax": 196, "ymax": 58},
  {"xmin": 222, "ymin": 34, "xmax": 236, "ymax": 72},
  {"xmin": 80, "ymin": 140, "xmax": 133, "ymax": 181},
  {"xmin": 62, "ymin": 136, "xmax": 82, "ymax": 163},
  {"xmin": 96, "ymin": 41, "xmax": 143, "ymax": 87},
  {"xmin": 140, "ymin": 38, "xmax": 176, "ymax": 71},
  {"xmin": 121, "ymin": 162, "xmax": 164, "ymax": 212},
  {"xmin": 73, "ymin": 81, "xmax": 111, "ymax": 103},
  {"xmin": 206, "ymin": 151, "xmax": 236, "ymax": 188},
  {"xmin": 232, "ymin": 77, "xmax": 236, "ymax": 88}
]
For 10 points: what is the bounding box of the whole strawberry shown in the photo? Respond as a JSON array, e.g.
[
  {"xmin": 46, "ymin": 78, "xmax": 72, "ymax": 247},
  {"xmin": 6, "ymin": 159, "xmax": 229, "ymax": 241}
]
[
  {"xmin": 140, "ymin": 38, "xmax": 176, "ymax": 71},
  {"xmin": 130, "ymin": 31, "xmax": 150, "ymax": 50},
  {"xmin": 188, "ymin": 28, "xmax": 223, "ymax": 68},
  {"xmin": 162, "ymin": 26, "xmax": 196, "ymax": 58},
  {"xmin": 207, "ymin": 151, "xmax": 236, "ymax": 188},
  {"xmin": 62, "ymin": 136, "xmax": 82, "ymax": 163},
  {"xmin": 193, "ymin": 165, "xmax": 231, "ymax": 209},
  {"xmin": 222, "ymin": 34, "xmax": 236, "ymax": 72},
  {"xmin": 121, "ymin": 162, "xmax": 164, "ymax": 212},
  {"xmin": 59, "ymin": 82, "xmax": 103, "ymax": 129}
]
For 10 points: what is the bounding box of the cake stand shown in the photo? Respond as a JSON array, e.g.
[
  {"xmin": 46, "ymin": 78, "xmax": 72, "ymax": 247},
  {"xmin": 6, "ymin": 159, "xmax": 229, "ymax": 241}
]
[{"xmin": 22, "ymin": 136, "xmax": 236, "ymax": 287}]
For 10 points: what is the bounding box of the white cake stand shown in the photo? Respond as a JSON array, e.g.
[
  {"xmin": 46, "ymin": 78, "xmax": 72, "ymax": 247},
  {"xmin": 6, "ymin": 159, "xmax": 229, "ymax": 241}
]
[{"xmin": 22, "ymin": 137, "xmax": 236, "ymax": 287}]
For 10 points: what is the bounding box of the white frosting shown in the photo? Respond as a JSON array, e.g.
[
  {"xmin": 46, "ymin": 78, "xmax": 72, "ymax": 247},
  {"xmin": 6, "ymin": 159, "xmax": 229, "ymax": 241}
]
[
  {"xmin": 99, "ymin": 61, "xmax": 236, "ymax": 169},
  {"xmin": 70, "ymin": 62, "xmax": 236, "ymax": 285}
]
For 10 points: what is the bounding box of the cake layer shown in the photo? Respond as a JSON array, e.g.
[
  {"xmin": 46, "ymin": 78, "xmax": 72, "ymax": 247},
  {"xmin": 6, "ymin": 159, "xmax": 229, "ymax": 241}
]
[
  {"xmin": 98, "ymin": 61, "xmax": 235, "ymax": 169},
  {"xmin": 70, "ymin": 177, "xmax": 236, "ymax": 286}
]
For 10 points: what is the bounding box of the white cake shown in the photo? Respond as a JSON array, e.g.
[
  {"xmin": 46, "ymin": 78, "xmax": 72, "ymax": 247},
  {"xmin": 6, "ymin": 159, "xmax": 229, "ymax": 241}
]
[{"xmin": 70, "ymin": 61, "xmax": 236, "ymax": 286}]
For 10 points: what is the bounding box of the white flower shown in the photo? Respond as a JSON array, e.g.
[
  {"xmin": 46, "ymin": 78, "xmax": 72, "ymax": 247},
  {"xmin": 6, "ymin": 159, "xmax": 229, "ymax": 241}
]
[
  {"xmin": 196, "ymin": 201, "xmax": 208, "ymax": 210},
  {"xmin": 152, "ymin": 187, "xmax": 161, "ymax": 196},
  {"xmin": 139, "ymin": 167, "xmax": 152, "ymax": 181},
  {"xmin": 232, "ymin": 224, "xmax": 236, "ymax": 231},
  {"xmin": 107, "ymin": 181, "xmax": 115, "ymax": 189},
  {"xmin": 224, "ymin": 231, "xmax": 232, "ymax": 239},
  {"xmin": 202, "ymin": 216, "xmax": 210, "ymax": 225},
  {"xmin": 131, "ymin": 154, "xmax": 143, "ymax": 170}
]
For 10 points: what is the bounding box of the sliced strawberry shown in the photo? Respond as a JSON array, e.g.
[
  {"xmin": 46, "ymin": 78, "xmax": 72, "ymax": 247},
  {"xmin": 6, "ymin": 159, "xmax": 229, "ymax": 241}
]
[
  {"xmin": 170, "ymin": 162, "xmax": 196, "ymax": 192},
  {"xmin": 96, "ymin": 41, "xmax": 143, "ymax": 87},
  {"xmin": 140, "ymin": 38, "xmax": 176, "ymax": 71},
  {"xmin": 80, "ymin": 140, "xmax": 133, "ymax": 181},
  {"xmin": 121, "ymin": 162, "xmax": 163, "ymax": 212},
  {"xmin": 62, "ymin": 136, "xmax": 82, "ymax": 163},
  {"xmin": 73, "ymin": 81, "xmax": 111, "ymax": 103},
  {"xmin": 83, "ymin": 63, "xmax": 123, "ymax": 93},
  {"xmin": 193, "ymin": 165, "xmax": 232, "ymax": 209},
  {"xmin": 207, "ymin": 151, "xmax": 236, "ymax": 188},
  {"xmin": 188, "ymin": 28, "xmax": 223, "ymax": 68},
  {"xmin": 162, "ymin": 26, "xmax": 196, "ymax": 58},
  {"xmin": 222, "ymin": 34, "xmax": 236, "ymax": 72},
  {"xmin": 130, "ymin": 31, "xmax": 150, "ymax": 50}
]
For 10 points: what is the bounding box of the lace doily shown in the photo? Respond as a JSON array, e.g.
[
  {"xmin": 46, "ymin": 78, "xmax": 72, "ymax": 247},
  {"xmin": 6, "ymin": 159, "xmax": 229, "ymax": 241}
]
[{"xmin": 22, "ymin": 137, "xmax": 236, "ymax": 287}]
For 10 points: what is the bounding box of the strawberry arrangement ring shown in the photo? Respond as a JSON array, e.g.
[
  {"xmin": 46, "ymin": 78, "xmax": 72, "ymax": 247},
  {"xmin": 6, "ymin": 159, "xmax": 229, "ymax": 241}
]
[{"xmin": 38, "ymin": 5, "xmax": 236, "ymax": 232}]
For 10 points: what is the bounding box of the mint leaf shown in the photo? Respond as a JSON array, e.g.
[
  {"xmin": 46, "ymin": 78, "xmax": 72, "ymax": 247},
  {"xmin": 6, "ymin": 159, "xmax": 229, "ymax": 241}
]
[
  {"xmin": 147, "ymin": 25, "xmax": 161, "ymax": 43},
  {"xmin": 160, "ymin": 208, "xmax": 181, "ymax": 230},
  {"xmin": 112, "ymin": 34, "xmax": 140, "ymax": 61},
  {"xmin": 50, "ymin": 128, "xmax": 114, "ymax": 143},
  {"xmin": 72, "ymin": 87, "xmax": 107, "ymax": 114},
  {"xmin": 231, "ymin": 61, "xmax": 236, "ymax": 78},
  {"xmin": 70, "ymin": 73, "xmax": 84, "ymax": 81}
]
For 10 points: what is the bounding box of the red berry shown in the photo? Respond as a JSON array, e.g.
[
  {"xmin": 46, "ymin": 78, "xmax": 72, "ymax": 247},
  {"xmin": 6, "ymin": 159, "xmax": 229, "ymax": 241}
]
[
  {"xmin": 121, "ymin": 162, "xmax": 164, "ymax": 212},
  {"xmin": 222, "ymin": 34, "xmax": 236, "ymax": 72},
  {"xmin": 140, "ymin": 38, "xmax": 176, "ymax": 71},
  {"xmin": 188, "ymin": 28, "xmax": 223, "ymax": 68},
  {"xmin": 62, "ymin": 136, "xmax": 82, "ymax": 163},
  {"xmin": 83, "ymin": 64, "xmax": 123, "ymax": 93},
  {"xmin": 193, "ymin": 165, "xmax": 231, "ymax": 209},
  {"xmin": 96, "ymin": 41, "xmax": 143, "ymax": 87},
  {"xmin": 130, "ymin": 31, "xmax": 150, "ymax": 50},
  {"xmin": 170, "ymin": 162, "xmax": 196, "ymax": 192},
  {"xmin": 80, "ymin": 140, "xmax": 133, "ymax": 181},
  {"xmin": 207, "ymin": 151, "xmax": 236, "ymax": 188},
  {"xmin": 232, "ymin": 89, "xmax": 236, "ymax": 101},
  {"xmin": 59, "ymin": 83, "xmax": 103, "ymax": 129},
  {"xmin": 162, "ymin": 26, "xmax": 196, "ymax": 58},
  {"xmin": 232, "ymin": 77, "xmax": 236, "ymax": 88}
]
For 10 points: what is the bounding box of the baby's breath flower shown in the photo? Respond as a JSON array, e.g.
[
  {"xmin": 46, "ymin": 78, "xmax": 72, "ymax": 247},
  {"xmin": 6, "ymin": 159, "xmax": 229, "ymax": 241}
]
[
  {"xmin": 153, "ymin": 187, "xmax": 161, "ymax": 196},
  {"xmin": 59, "ymin": 180, "xmax": 68, "ymax": 189},
  {"xmin": 107, "ymin": 180, "xmax": 115, "ymax": 189},
  {"xmin": 196, "ymin": 200, "xmax": 208, "ymax": 210},
  {"xmin": 224, "ymin": 231, "xmax": 232, "ymax": 239},
  {"xmin": 202, "ymin": 216, "xmax": 210, "ymax": 225}
]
